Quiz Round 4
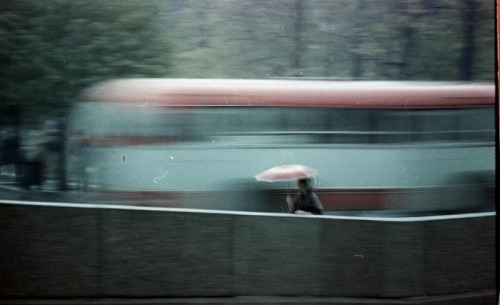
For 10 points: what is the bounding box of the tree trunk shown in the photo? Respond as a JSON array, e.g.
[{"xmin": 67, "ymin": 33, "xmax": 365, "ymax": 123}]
[
  {"xmin": 459, "ymin": 0, "xmax": 476, "ymax": 80},
  {"xmin": 292, "ymin": 0, "xmax": 305, "ymax": 72},
  {"xmin": 399, "ymin": 25, "xmax": 415, "ymax": 79}
]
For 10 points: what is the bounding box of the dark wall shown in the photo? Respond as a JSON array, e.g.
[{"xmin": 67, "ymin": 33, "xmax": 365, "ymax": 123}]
[{"xmin": 0, "ymin": 202, "xmax": 495, "ymax": 299}]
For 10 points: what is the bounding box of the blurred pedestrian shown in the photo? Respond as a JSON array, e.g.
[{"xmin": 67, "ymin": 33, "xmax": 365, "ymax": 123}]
[
  {"xmin": 19, "ymin": 139, "xmax": 47, "ymax": 190},
  {"xmin": 286, "ymin": 178, "xmax": 324, "ymax": 215},
  {"xmin": 0, "ymin": 130, "xmax": 25, "ymax": 180}
]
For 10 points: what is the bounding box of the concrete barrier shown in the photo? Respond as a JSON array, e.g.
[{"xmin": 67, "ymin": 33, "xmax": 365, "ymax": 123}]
[{"xmin": 0, "ymin": 201, "xmax": 495, "ymax": 300}]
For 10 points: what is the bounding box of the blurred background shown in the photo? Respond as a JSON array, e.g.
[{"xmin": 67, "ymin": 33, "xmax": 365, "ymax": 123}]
[{"xmin": 0, "ymin": 2, "xmax": 496, "ymax": 301}]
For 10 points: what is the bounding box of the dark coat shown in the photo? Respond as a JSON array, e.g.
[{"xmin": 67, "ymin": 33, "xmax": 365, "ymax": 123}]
[{"xmin": 292, "ymin": 191, "xmax": 324, "ymax": 215}]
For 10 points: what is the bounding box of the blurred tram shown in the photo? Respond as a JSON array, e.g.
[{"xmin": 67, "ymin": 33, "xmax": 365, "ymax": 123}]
[{"xmin": 67, "ymin": 79, "xmax": 495, "ymax": 214}]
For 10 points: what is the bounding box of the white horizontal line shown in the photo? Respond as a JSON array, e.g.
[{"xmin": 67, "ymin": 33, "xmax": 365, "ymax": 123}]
[{"xmin": 0, "ymin": 199, "xmax": 495, "ymax": 222}]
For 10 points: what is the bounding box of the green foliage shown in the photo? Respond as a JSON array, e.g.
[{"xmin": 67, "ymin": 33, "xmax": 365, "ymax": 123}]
[{"xmin": 1, "ymin": 0, "xmax": 171, "ymax": 124}]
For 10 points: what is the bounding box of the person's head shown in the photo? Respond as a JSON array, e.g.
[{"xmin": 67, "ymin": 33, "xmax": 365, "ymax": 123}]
[{"xmin": 297, "ymin": 178, "xmax": 313, "ymax": 193}]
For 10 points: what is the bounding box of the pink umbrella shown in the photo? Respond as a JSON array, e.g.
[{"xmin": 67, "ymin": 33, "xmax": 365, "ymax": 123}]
[{"xmin": 255, "ymin": 164, "xmax": 317, "ymax": 182}]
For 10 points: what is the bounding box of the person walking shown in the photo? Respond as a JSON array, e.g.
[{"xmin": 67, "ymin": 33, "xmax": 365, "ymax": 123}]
[{"xmin": 286, "ymin": 178, "xmax": 324, "ymax": 215}]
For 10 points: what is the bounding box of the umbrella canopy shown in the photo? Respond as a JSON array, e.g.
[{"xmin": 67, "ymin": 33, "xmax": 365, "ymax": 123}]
[{"xmin": 255, "ymin": 164, "xmax": 317, "ymax": 182}]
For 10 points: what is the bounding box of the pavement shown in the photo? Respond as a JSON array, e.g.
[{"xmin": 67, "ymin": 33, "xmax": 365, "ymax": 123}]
[{"xmin": 0, "ymin": 171, "xmax": 102, "ymax": 203}]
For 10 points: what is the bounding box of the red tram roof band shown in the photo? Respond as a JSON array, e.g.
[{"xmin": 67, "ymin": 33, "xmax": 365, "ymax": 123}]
[{"xmin": 80, "ymin": 79, "xmax": 495, "ymax": 109}]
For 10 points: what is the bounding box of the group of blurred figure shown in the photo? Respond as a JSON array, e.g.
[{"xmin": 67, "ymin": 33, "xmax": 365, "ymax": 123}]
[{"xmin": 0, "ymin": 121, "xmax": 65, "ymax": 190}]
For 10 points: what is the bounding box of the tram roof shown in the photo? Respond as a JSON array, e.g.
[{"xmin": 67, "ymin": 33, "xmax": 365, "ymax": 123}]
[{"xmin": 80, "ymin": 78, "xmax": 495, "ymax": 109}]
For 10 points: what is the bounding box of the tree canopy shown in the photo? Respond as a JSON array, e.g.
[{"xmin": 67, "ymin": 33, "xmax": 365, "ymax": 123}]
[
  {"xmin": 1, "ymin": 0, "xmax": 171, "ymax": 124},
  {"xmin": 166, "ymin": 0, "xmax": 494, "ymax": 81}
]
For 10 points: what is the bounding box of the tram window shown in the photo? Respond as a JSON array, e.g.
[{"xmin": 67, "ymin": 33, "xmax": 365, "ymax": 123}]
[
  {"xmin": 376, "ymin": 108, "xmax": 495, "ymax": 143},
  {"xmin": 70, "ymin": 103, "xmax": 197, "ymax": 142},
  {"xmin": 71, "ymin": 103, "xmax": 494, "ymax": 146},
  {"xmin": 190, "ymin": 106, "xmax": 492, "ymax": 145}
]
